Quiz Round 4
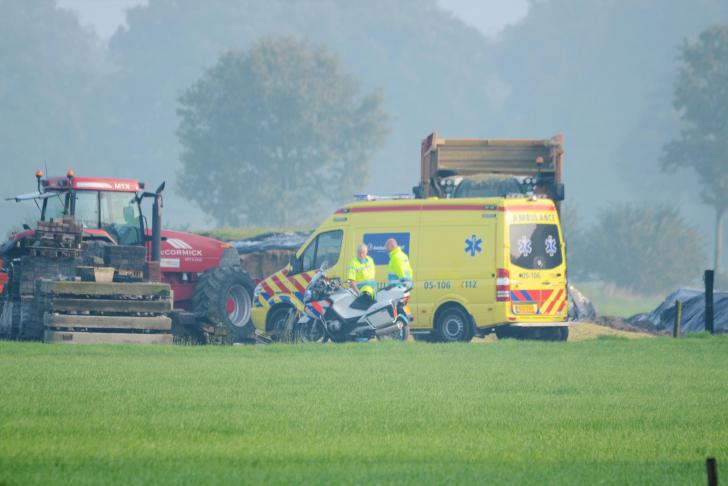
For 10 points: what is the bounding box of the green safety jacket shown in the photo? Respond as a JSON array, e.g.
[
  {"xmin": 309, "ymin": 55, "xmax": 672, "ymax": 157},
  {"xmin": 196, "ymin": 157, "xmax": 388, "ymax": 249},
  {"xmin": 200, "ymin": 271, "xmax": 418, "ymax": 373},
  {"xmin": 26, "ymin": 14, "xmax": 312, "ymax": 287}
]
[
  {"xmin": 388, "ymin": 247, "xmax": 413, "ymax": 285},
  {"xmin": 347, "ymin": 256, "xmax": 376, "ymax": 296}
]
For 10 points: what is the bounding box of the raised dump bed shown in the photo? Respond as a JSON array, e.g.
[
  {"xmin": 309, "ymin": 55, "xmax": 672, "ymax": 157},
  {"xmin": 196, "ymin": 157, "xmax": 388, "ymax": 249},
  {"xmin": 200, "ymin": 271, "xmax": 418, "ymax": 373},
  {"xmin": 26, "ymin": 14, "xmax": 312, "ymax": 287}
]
[{"xmin": 37, "ymin": 281, "xmax": 173, "ymax": 344}]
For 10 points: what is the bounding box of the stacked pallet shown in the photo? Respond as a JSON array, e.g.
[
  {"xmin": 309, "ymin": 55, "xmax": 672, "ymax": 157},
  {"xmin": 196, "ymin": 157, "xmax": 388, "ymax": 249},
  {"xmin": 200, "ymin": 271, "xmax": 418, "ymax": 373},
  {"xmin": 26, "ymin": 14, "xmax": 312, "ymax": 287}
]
[
  {"xmin": 3, "ymin": 256, "xmax": 79, "ymax": 340},
  {"xmin": 12, "ymin": 256, "xmax": 78, "ymax": 296},
  {"xmin": 38, "ymin": 281, "xmax": 173, "ymax": 344},
  {"xmin": 29, "ymin": 219, "xmax": 83, "ymax": 259},
  {"xmin": 4, "ymin": 219, "xmax": 89, "ymax": 339},
  {"xmin": 104, "ymin": 245, "xmax": 147, "ymax": 281}
]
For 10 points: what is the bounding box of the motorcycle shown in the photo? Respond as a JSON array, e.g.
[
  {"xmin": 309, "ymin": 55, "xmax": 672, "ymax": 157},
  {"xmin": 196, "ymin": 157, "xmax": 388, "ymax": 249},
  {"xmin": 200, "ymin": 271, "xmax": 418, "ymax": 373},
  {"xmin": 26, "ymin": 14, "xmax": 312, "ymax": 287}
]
[{"xmin": 284, "ymin": 264, "xmax": 412, "ymax": 343}]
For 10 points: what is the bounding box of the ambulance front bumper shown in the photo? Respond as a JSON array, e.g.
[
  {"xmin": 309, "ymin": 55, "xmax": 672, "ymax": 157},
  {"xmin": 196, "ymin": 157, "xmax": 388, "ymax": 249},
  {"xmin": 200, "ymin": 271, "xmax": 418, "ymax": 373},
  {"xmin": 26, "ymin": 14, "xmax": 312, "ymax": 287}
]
[{"xmin": 251, "ymin": 306, "xmax": 267, "ymax": 331}]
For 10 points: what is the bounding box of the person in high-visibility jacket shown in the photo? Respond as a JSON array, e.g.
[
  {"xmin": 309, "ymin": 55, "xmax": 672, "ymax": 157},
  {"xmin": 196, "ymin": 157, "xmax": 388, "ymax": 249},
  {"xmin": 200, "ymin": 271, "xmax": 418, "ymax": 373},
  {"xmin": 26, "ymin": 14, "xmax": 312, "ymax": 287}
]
[
  {"xmin": 385, "ymin": 238, "xmax": 413, "ymax": 286},
  {"xmin": 347, "ymin": 243, "xmax": 376, "ymax": 297}
]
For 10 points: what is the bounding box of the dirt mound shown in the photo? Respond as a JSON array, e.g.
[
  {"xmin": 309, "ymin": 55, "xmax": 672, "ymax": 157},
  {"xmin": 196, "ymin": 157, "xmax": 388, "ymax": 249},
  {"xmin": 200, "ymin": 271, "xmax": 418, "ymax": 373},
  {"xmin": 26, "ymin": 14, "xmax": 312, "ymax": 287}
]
[{"xmin": 594, "ymin": 315, "xmax": 664, "ymax": 335}]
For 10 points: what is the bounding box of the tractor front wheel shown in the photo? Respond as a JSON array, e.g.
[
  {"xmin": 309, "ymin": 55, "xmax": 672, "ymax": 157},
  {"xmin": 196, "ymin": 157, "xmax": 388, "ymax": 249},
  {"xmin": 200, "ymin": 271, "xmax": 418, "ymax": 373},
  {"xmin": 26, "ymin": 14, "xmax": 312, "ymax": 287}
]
[{"xmin": 192, "ymin": 266, "xmax": 255, "ymax": 342}]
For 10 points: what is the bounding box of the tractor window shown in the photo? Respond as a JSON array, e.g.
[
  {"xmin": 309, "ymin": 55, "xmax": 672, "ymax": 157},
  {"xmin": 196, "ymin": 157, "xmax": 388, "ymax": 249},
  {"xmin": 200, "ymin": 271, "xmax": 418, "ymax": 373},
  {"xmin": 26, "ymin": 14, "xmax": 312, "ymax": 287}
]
[
  {"xmin": 43, "ymin": 193, "xmax": 68, "ymax": 221},
  {"xmin": 100, "ymin": 192, "xmax": 138, "ymax": 225},
  {"xmin": 74, "ymin": 191, "xmax": 100, "ymax": 228},
  {"xmin": 298, "ymin": 230, "xmax": 343, "ymax": 273},
  {"xmin": 100, "ymin": 192, "xmax": 141, "ymax": 245}
]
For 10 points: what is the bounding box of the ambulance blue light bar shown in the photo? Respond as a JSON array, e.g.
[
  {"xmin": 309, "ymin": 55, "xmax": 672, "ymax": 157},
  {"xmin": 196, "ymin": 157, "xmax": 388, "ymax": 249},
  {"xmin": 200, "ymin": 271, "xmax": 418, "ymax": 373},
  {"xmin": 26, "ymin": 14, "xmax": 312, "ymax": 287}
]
[{"xmin": 353, "ymin": 194, "xmax": 415, "ymax": 201}]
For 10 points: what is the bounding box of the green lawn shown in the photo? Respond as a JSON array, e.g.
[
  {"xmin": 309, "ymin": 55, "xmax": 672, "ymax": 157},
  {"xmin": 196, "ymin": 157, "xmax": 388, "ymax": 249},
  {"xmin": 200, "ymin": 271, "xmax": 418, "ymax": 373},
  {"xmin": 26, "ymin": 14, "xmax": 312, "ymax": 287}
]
[{"xmin": 1, "ymin": 337, "xmax": 727, "ymax": 485}]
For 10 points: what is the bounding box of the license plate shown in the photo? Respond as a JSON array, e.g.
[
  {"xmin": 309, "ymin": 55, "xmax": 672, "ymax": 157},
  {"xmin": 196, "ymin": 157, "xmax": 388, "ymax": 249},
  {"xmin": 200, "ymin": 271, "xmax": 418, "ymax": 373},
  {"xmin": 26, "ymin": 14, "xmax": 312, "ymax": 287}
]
[{"xmin": 512, "ymin": 303, "xmax": 537, "ymax": 315}]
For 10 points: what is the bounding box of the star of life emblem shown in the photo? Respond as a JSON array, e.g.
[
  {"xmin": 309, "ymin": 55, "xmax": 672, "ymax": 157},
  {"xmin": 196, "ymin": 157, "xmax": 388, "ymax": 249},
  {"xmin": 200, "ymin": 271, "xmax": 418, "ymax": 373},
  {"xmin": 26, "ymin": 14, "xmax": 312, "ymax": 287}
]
[
  {"xmin": 518, "ymin": 235, "xmax": 532, "ymax": 257},
  {"xmin": 464, "ymin": 234, "xmax": 483, "ymax": 257},
  {"xmin": 545, "ymin": 235, "xmax": 558, "ymax": 257}
]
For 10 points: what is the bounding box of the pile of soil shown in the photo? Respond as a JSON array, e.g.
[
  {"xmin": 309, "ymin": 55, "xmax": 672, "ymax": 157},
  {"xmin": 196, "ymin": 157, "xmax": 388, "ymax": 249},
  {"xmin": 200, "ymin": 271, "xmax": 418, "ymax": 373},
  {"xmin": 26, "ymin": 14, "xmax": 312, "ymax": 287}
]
[{"xmin": 593, "ymin": 315, "xmax": 665, "ymax": 335}]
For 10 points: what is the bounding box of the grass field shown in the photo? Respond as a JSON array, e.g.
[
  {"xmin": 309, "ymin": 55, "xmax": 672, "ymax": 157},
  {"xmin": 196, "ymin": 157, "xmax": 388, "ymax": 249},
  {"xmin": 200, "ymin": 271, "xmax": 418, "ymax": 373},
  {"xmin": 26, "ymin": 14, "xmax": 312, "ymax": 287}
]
[{"xmin": 1, "ymin": 336, "xmax": 727, "ymax": 485}]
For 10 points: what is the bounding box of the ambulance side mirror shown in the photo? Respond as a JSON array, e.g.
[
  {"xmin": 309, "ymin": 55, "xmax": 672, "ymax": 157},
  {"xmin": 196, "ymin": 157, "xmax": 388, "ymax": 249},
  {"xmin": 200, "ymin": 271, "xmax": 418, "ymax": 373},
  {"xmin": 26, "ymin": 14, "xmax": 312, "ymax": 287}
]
[{"xmin": 289, "ymin": 252, "xmax": 301, "ymax": 273}]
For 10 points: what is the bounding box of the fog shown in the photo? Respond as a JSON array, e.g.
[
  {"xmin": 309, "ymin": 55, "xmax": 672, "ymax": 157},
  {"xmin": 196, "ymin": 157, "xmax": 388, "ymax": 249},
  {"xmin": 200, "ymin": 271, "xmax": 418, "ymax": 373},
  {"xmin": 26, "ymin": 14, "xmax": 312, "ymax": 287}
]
[{"xmin": 1, "ymin": 0, "xmax": 727, "ymax": 291}]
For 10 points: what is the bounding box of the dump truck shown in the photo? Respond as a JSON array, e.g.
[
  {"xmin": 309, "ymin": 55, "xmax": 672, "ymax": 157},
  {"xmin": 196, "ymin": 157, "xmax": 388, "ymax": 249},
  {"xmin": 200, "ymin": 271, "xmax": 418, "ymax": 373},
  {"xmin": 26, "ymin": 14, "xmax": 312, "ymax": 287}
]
[
  {"xmin": 413, "ymin": 132, "xmax": 600, "ymax": 323},
  {"xmin": 0, "ymin": 170, "xmax": 255, "ymax": 343},
  {"xmin": 415, "ymin": 132, "xmax": 565, "ymax": 207}
]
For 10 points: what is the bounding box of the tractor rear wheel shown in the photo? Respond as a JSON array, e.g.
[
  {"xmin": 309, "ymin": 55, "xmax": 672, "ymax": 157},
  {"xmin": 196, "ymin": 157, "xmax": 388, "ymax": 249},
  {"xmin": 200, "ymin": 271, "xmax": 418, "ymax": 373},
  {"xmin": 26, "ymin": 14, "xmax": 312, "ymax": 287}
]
[{"xmin": 192, "ymin": 266, "xmax": 255, "ymax": 342}]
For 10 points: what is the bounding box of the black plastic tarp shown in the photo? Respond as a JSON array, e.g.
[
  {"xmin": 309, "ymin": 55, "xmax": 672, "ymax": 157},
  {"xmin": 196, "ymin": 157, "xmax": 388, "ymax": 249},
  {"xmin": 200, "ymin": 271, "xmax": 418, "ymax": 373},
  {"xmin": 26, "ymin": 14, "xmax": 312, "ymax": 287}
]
[
  {"xmin": 232, "ymin": 232, "xmax": 311, "ymax": 254},
  {"xmin": 628, "ymin": 288, "xmax": 728, "ymax": 333}
]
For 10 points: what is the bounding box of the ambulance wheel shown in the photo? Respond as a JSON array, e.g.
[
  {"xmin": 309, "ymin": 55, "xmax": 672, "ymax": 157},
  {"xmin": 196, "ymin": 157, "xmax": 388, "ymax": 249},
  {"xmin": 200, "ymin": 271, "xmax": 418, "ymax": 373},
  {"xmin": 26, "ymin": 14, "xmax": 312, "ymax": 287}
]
[
  {"xmin": 524, "ymin": 327, "xmax": 569, "ymax": 341},
  {"xmin": 267, "ymin": 305, "xmax": 294, "ymax": 334},
  {"xmin": 495, "ymin": 326, "xmax": 515, "ymax": 340},
  {"xmin": 193, "ymin": 266, "xmax": 255, "ymax": 340},
  {"xmin": 559, "ymin": 327, "xmax": 569, "ymax": 341},
  {"xmin": 434, "ymin": 305, "xmax": 473, "ymax": 343},
  {"xmin": 553, "ymin": 327, "xmax": 569, "ymax": 342}
]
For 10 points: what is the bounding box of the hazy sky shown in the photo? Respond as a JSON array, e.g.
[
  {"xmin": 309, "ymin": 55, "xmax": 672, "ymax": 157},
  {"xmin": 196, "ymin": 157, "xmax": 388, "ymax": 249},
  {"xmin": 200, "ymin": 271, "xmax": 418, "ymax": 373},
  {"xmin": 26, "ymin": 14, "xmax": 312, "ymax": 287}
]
[
  {"xmin": 439, "ymin": 0, "xmax": 529, "ymax": 36},
  {"xmin": 57, "ymin": 0, "xmax": 147, "ymax": 38},
  {"xmin": 58, "ymin": 0, "xmax": 530, "ymax": 39}
]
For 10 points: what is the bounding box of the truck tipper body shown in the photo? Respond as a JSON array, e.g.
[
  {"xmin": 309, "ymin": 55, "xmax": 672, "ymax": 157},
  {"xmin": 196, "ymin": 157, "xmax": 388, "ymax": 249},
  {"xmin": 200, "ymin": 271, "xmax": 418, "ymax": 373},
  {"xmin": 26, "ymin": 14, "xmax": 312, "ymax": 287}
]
[{"xmin": 415, "ymin": 132, "xmax": 565, "ymax": 207}]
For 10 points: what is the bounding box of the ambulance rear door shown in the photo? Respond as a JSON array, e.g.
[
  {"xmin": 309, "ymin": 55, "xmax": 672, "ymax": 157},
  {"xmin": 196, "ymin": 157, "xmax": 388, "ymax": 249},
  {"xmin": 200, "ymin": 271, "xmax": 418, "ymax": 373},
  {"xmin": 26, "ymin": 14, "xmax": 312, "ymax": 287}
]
[{"xmin": 506, "ymin": 212, "xmax": 567, "ymax": 322}]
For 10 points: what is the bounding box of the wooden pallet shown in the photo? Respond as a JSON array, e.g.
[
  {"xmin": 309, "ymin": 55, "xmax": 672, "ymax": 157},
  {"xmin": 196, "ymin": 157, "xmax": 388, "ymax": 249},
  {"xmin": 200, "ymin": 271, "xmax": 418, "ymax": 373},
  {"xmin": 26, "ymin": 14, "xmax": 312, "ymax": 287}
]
[
  {"xmin": 29, "ymin": 247, "xmax": 81, "ymax": 259},
  {"xmin": 45, "ymin": 297, "xmax": 174, "ymax": 314},
  {"xmin": 37, "ymin": 281, "xmax": 174, "ymax": 345},
  {"xmin": 37, "ymin": 281, "xmax": 172, "ymax": 299},
  {"xmin": 45, "ymin": 314, "xmax": 172, "ymax": 331},
  {"xmin": 44, "ymin": 331, "xmax": 173, "ymax": 345}
]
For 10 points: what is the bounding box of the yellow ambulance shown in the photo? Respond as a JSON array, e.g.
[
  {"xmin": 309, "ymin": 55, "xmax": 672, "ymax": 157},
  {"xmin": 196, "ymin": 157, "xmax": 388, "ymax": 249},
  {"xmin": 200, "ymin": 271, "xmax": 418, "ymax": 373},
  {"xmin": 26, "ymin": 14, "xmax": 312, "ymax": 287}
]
[{"xmin": 251, "ymin": 196, "xmax": 568, "ymax": 342}]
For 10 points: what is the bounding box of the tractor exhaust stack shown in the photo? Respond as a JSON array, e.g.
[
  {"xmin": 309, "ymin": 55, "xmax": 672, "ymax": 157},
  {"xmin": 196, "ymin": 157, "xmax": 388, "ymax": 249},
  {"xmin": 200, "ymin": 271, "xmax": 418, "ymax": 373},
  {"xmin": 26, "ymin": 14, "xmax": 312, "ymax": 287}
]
[{"xmin": 151, "ymin": 182, "xmax": 165, "ymax": 263}]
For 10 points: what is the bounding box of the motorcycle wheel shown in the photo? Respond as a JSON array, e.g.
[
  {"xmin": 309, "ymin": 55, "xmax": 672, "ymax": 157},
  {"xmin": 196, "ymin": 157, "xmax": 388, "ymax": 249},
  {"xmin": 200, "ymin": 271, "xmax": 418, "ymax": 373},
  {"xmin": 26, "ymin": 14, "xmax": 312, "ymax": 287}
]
[
  {"xmin": 377, "ymin": 318, "xmax": 410, "ymax": 341},
  {"xmin": 295, "ymin": 319, "xmax": 328, "ymax": 343}
]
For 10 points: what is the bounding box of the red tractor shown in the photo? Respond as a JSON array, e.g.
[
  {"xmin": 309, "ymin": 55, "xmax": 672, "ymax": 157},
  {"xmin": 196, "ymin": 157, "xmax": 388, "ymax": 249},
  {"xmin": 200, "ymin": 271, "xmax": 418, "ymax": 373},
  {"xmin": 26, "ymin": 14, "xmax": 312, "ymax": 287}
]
[{"xmin": 0, "ymin": 171, "xmax": 255, "ymax": 341}]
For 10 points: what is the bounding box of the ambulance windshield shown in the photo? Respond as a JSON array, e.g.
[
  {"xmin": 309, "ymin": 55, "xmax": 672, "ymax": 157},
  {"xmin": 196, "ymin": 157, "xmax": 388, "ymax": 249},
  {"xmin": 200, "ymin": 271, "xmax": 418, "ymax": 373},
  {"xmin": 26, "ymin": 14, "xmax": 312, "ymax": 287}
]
[{"xmin": 509, "ymin": 224, "xmax": 563, "ymax": 270}]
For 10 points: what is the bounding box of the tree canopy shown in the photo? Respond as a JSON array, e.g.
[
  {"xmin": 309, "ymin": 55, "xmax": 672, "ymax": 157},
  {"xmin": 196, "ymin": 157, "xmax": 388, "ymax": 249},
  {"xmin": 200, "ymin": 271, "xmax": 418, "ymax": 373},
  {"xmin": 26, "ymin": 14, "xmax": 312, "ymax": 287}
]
[
  {"xmin": 0, "ymin": 0, "xmax": 104, "ymax": 232},
  {"xmin": 662, "ymin": 25, "xmax": 728, "ymax": 270},
  {"xmin": 2, "ymin": 0, "xmax": 728, "ymax": 287},
  {"xmin": 176, "ymin": 37, "xmax": 388, "ymax": 226},
  {"xmin": 576, "ymin": 203, "xmax": 705, "ymax": 292}
]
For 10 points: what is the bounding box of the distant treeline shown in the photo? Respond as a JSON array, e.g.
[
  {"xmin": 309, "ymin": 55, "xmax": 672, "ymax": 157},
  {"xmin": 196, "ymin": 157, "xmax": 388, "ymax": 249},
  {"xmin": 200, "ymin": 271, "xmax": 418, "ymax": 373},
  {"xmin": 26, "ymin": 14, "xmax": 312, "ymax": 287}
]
[{"xmin": 1, "ymin": 0, "xmax": 728, "ymax": 291}]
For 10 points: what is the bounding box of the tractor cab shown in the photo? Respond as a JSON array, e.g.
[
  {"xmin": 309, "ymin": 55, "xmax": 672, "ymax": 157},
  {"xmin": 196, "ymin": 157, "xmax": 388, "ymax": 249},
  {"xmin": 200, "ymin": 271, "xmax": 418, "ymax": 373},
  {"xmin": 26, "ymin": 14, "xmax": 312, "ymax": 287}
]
[{"xmin": 10, "ymin": 171, "xmax": 147, "ymax": 246}]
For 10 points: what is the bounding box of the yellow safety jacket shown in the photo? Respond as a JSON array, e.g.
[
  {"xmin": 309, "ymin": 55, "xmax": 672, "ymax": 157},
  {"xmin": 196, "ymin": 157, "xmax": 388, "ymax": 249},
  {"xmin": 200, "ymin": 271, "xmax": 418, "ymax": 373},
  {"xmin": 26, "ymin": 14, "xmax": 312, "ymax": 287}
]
[
  {"xmin": 388, "ymin": 247, "xmax": 413, "ymax": 285},
  {"xmin": 347, "ymin": 256, "xmax": 376, "ymax": 296}
]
